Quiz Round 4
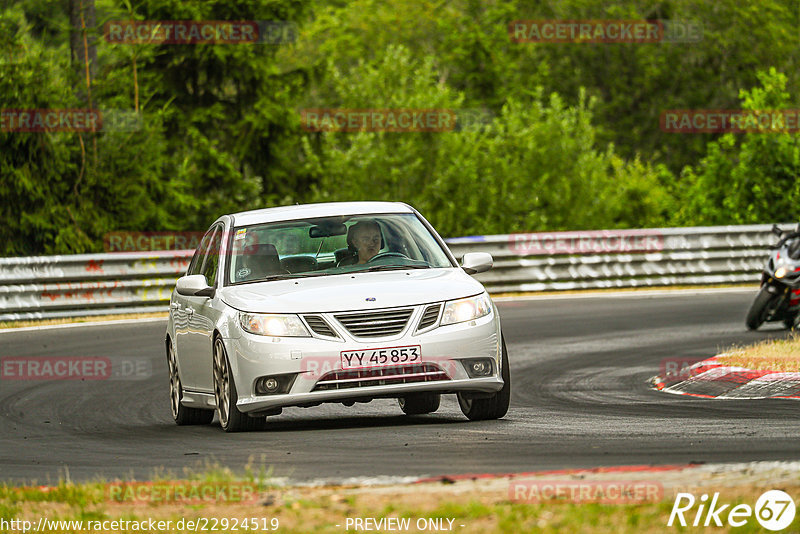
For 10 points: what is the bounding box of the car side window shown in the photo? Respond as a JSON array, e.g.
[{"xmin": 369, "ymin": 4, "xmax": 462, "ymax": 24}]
[
  {"xmin": 200, "ymin": 226, "xmax": 223, "ymax": 287},
  {"xmin": 187, "ymin": 227, "xmax": 215, "ymax": 276}
]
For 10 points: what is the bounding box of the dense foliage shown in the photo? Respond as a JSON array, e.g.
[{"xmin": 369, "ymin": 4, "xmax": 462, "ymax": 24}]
[{"xmin": 1, "ymin": 0, "xmax": 799, "ymax": 255}]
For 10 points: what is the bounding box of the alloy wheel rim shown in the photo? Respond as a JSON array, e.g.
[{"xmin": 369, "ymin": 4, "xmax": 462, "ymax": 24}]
[
  {"xmin": 168, "ymin": 346, "xmax": 180, "ymax": 418},
  {"xmin": 213, "ymin": 340, "xmax": 230, "ymax": 426}
]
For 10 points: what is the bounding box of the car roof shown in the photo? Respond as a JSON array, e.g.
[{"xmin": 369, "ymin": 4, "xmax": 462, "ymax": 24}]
[{"xmin": 229, "ymin": 201, "xmax": 415, "ymax": 227}]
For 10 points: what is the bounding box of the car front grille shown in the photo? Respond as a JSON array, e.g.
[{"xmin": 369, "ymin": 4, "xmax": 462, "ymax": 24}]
[
  {"xmin": 333, "ymin": 308, "xmax": 414, "ymax": 338},
  {"xmin": 303, "ymin": 315, "xmax": 338, "ymax": 338},
  {"xmin": 311, "ymin": 363, "xmax": 450, "ymax": 391},
  {"xmin": 416, "ymin": 304, "xmax": 441, "ymax": 331}
]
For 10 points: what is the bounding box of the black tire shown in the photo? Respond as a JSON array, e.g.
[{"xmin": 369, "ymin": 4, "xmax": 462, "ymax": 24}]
[
  {"xmin": 746, "ymin": 287, "xmax": 780, "ymax": 331},
  {"xmin": 457, "ymin": 337, "xmax": 511, "ymax": 421},
  {"xmin": 168, "ymin": 343, "xmax": 214, "ymax": 425},
  {"xmin": 782, "ymin": 305, "xmax": 798, "ymax": 329},
  {"xmin": 213, "ymin": 337, "xmax": 266, "ymax": 432},
  {"xmin": 398, "ymin": 393, "xmax": 441, "ymax": 415}
]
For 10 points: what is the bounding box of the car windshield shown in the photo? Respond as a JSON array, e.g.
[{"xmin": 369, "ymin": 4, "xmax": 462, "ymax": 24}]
[{"xmin": 226, "ymin": 213, "xmax": 453, "ymax": 284}]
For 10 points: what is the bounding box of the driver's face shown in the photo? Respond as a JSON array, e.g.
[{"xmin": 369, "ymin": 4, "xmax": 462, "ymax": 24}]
[{"xmin": 353, "ymin": 227, "xmax": 381, "ymax": 262}]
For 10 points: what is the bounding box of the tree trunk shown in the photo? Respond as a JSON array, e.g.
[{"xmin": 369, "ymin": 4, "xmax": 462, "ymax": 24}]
[{"xmin": 68, "ymin": 0, "xmax": 97, "ymax": 90}]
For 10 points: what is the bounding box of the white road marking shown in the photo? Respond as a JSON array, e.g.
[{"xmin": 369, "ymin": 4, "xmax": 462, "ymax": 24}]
[
  {"xmin": 494, "ymin": 287, "xmax": 757, "ymax": 302},
  {"xmin": 0, "ymin": 316, "xmax": 167, "ymax": 334}
]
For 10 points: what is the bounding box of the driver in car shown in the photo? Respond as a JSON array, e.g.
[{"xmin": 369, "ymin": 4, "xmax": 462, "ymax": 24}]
[{"xmin": 349, "ymin": 220, "xmax": 383, "ymax": 264}]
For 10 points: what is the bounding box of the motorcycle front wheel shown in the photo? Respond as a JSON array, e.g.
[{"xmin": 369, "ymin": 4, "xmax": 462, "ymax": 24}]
[{"xmin": 745, "ymin": 286, "xmax": 782, "ymax": 330}]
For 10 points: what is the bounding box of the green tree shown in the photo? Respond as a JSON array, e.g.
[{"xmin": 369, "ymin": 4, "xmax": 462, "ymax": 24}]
[
  {"xmin": 0, "ymin": 0, "xmax": 311, "ymax": 255},
  {"xmin": 303, "ymin": 45, "xmax": 672, "ymax": 237},
  {"xmin": 676, "ymin": 68, "xmax": 800, "ymax": 225},
  {"xmin": 290, "ymin": 0, "xmax": 800, "ymax": 176}
]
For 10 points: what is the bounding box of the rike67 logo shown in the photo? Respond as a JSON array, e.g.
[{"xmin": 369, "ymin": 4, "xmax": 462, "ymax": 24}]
[{"xmin": 668, "ymin": 490, "xmax": 796, "ymax": 530}]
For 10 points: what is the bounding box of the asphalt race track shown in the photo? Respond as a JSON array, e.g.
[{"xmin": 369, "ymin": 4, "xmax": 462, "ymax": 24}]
[{"xmin": 1, "ymin": 289, "xmax": 798, "ymax": 484}]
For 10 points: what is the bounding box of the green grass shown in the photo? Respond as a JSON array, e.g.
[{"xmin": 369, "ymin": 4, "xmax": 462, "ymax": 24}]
[
  {"xmin": 715, "ymin": 334, "xmax": 800, "ymax": 372},
  {"xmin": 3, "ymin": 473, "xmax": 800, "ymax": 533},
  {"xmin": 0, "ymin": 482, "xmax": 104, "ymax": 505}
]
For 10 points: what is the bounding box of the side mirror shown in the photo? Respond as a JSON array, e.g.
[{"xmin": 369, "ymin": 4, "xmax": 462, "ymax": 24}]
[
  {"xmin": 773, "ymin": 224, "xmax": 784, "ymax": 237},
  {"xmin": 176, "ymin": 274, "xmax": 214, "ymax": 297},
  {"xmin": 461, "ymin": 252, "xmax": 493, "ymax": 275}
]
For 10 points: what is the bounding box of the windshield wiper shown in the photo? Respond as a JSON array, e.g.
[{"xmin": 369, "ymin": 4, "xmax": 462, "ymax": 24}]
[
  {"xmin": 258, "ymin": 272, "xmax": 329, "ymax": 282},
  {"xmin": 362, "ymin": 264, "xmax": 430, "ymax": 272}
]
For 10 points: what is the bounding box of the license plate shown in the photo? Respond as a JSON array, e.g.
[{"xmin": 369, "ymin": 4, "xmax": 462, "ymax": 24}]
[{"xmin": 340, "ymin": 345, "xmax": 421, "ymax": 369}]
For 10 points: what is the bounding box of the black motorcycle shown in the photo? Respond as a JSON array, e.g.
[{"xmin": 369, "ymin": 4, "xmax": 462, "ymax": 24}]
[{"xmin": 746, "ymin": 223, "xmax": 800, "ymax": 330}]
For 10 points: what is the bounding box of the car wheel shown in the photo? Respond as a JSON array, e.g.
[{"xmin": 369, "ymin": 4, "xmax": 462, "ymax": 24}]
[
  {"xmin": 213, "ymin": 337, "xmax": 266, "ymax": 432},
  {"xmin": 398, "ymin": 393, "xmax": 440, "ymax": 415},
  {"xmin": 168, "ymin": 343, "xmax": 213, "ymax": 425},
  {"xmin": 457, "ymin": 337, "xmax": 511, "ymax": 421}
]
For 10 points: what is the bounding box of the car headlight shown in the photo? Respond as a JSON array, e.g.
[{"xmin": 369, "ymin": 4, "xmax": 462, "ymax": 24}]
[
  {"xmin": 775, "ymin": 266, "xmax": 788, "ymax": 279},
  {"xmin": 440, "ymin": 293, "xmax": 492, "ymax": 325},
  {"xmin": 239, "ymin": 312, "xmax": 310, "ymax": 337}
]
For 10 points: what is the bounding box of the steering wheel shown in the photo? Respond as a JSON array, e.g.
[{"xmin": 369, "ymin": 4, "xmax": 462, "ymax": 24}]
[{"xmin": 367, "ymin": 252, "xmax": 408, "ymax": 263}]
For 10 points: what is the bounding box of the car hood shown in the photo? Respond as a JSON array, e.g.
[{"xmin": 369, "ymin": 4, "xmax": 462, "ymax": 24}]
[{"xmin": 219, "ymin": 268, "xmax": 486, "ymax": 313}]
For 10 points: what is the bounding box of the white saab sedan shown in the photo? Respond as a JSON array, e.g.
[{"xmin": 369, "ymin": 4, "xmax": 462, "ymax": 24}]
[{"xmin": 165, "ymin": 202, "xmax": 510, "ymax": 431}]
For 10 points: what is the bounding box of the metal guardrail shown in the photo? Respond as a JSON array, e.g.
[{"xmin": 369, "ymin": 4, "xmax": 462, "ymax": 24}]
[
  {"xmin": 0, "ymin": 224, "xmax": 787, "ymax": 321},
  {"xmin": 0, "ymin": 251, "xmax": 192, "ymax": 321},
  {"xmin": 452, "ymin": 224, "xmax": 790, "ymax": 293}
]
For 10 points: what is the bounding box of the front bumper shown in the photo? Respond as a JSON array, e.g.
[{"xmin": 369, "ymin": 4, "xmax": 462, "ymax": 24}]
[{"xmin": 225, "ymin": 307, "xmax": 503, "ymax": 413}]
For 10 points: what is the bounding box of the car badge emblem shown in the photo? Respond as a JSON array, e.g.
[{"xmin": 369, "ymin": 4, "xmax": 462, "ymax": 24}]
[{"xmin": 366, "ymin": 297, "xmax": 376, "ymax": 301}]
